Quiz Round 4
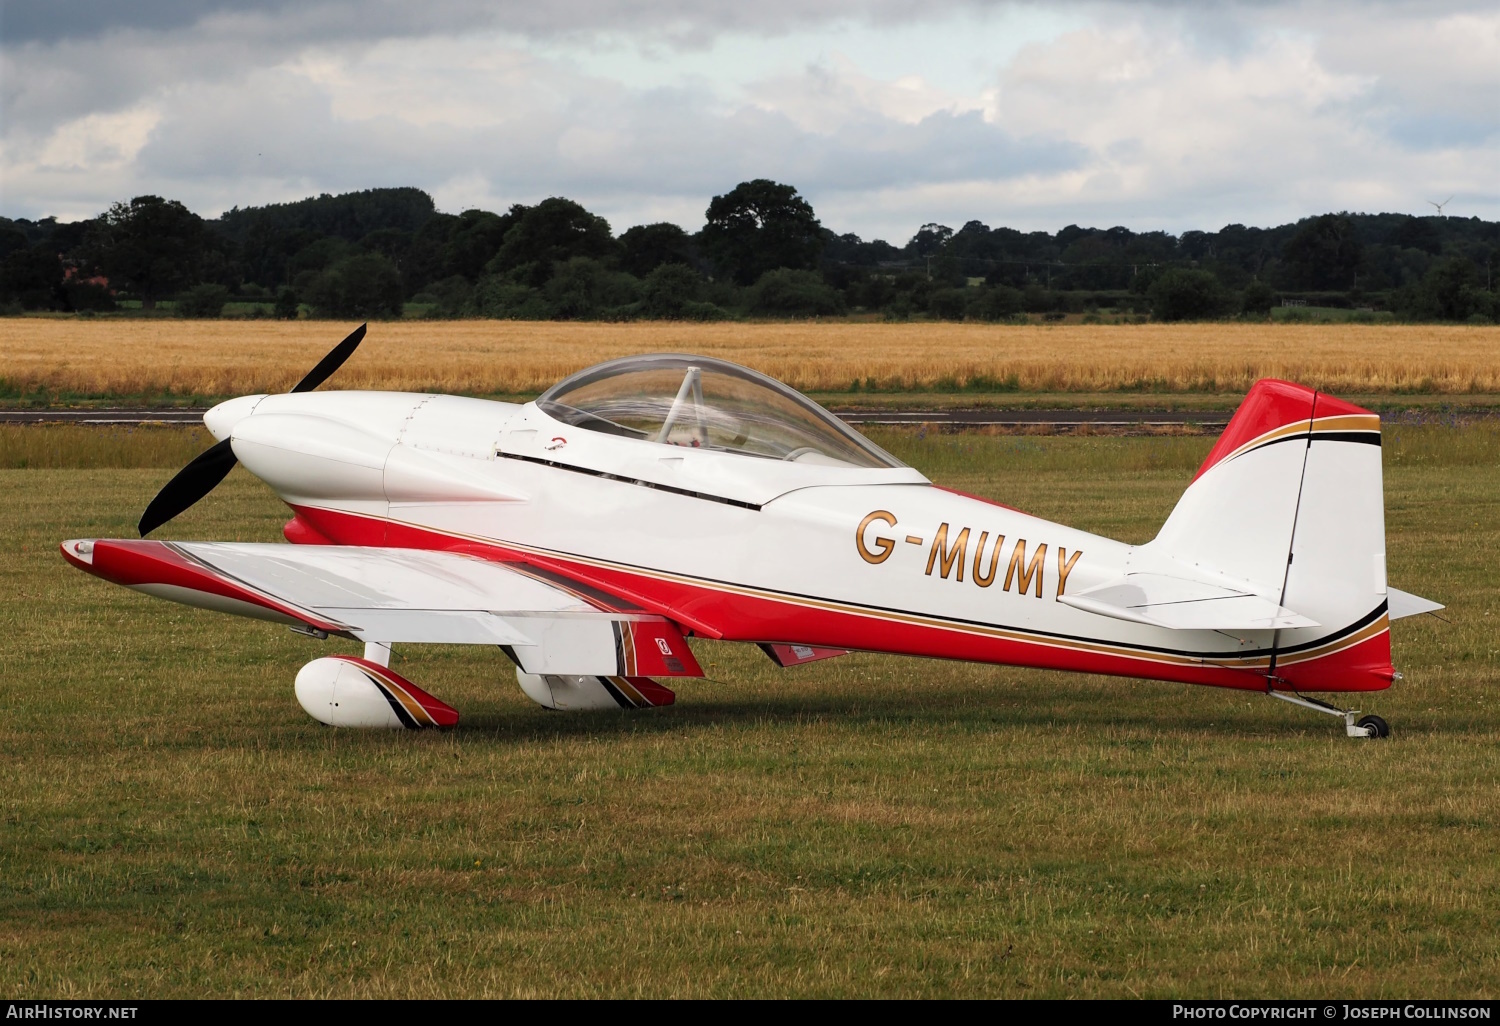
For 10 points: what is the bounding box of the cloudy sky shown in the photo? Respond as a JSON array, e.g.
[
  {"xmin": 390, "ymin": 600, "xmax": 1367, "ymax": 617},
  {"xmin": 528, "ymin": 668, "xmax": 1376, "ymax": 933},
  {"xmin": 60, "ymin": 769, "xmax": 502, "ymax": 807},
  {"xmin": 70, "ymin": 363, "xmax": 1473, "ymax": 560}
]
[{"xmin": 2, "ymin": 0, "xmax": 1496, "ymax": 240}]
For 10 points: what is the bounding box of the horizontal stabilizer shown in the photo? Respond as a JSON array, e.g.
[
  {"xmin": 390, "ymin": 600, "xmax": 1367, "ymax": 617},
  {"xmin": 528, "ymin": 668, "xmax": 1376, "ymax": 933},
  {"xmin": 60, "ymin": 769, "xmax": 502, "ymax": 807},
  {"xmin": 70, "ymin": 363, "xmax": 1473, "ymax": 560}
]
[
  {"xmin": 1059, "ymin": 572, "xmax": 1319, "ymax": 631},
  {"xmin": 1387, "ymin": 587, "xmax": 1444, "ymax": 620}
]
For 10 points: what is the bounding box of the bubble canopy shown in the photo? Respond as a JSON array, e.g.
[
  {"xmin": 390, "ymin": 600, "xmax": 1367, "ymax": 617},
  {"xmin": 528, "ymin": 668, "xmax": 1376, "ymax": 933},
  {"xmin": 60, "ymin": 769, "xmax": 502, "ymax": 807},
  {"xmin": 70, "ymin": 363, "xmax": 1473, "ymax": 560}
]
[{"xmin": 536, "ymin": 355, "xmax": 904, "ymax": 470}]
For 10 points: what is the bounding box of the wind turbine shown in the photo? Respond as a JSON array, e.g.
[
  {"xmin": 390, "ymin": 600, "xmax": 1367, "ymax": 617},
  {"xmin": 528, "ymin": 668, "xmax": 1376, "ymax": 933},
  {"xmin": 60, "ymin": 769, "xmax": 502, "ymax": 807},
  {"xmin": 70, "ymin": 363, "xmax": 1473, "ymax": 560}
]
[{"xmin": 1428, "ymin": 195, "xmax": 1454, "ymax": 217}]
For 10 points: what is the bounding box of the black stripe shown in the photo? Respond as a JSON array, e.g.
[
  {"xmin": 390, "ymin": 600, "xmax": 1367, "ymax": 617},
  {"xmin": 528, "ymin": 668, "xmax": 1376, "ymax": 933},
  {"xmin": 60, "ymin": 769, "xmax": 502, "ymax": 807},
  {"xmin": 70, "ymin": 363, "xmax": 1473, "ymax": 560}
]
[
  {"xmin": 1220, "ymin": 427, "xmax": 1379, "ymax": 473},
  {"xmin": 758, "ymin": 642, "xmax": 790, "ymax": 667},
  {"xmin": 594, "ymin": 675, "xmax": 638, "ymax": 709},
  {"xmin": 530, "ymin": 534, "xmax": 1387, "ymax": 662},
  {"xmin": 1242, "ymin": 432, "xmax": 1311, "ymax": 453},
  {"xmin": 506, "ymin": 562, "xmax": 645, "ymax": 611},
  {"xmin": 1311, "ymin": 431, "xmax": 1382, "ymax": 446},
  {"xmin": 1273, "ymin": 600, "xmax": 1386, "ymax": 656},
  {"xmin": 498, "ymin": 452, "xmax": 761, "ymax": 510},
  {"xmin": 1238, "ymin": 428, "xmax": 1380, "ymax": 458},
  {"xmin": 366, "ymin": 675, "xmax": 420, "ymax": 729},
  {"xmin": 368, "ymin": 506, "xmax": 1379, "ymax": 666}
]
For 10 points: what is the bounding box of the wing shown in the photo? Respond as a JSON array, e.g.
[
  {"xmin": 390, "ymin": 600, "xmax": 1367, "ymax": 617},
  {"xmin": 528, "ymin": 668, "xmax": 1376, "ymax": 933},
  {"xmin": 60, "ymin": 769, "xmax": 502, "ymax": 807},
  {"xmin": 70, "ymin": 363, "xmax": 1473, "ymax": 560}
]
[
  {"xmin": 60, "ymin": 539, "xmax": 702, "ymax": 678},
  {"xmin": 1058, "ymin": 572, "xmax": 1320, "ymax": 631}
]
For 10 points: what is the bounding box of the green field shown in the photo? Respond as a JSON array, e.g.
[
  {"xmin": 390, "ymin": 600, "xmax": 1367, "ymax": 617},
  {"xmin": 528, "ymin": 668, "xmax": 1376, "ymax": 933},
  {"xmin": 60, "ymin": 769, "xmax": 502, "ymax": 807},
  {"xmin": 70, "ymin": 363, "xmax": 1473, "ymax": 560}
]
[{"xmin": 1, "ymin": 425, "xmax": 1496, "ymax": 997}]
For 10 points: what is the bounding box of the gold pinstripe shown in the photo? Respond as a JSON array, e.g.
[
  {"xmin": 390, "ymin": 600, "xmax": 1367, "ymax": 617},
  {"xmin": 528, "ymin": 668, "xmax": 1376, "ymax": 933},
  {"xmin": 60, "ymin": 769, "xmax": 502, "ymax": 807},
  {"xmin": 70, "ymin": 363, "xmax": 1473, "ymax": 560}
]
[
  {"xmin": 360, "ymin": 664, "xmax": 438, "ymax": 727},
  {"xmin": 620, "ymin": 621, "xmax": 637, "ymax": 675},
  {"xmin": 1310, "ymin": 414, "xmax": 1381, "ymax": 434},
  {"xmin": 307, "ymin": 506, "xmax": 1379, "ymax": 679},
  {"xmin": 608, "ymin": 676, "xmax": 649, "ymax": 707},
  {"xmin": 1209, "ymin": 413, "xmax": 1381, "ymax": 473},
  {"xmin": 1213, "ymin": 419, "xmax": 1313, "ymax": 466},
  {"xmin": 1276, "ymin": 613, "xmax": 1389, "ymax": 666}
]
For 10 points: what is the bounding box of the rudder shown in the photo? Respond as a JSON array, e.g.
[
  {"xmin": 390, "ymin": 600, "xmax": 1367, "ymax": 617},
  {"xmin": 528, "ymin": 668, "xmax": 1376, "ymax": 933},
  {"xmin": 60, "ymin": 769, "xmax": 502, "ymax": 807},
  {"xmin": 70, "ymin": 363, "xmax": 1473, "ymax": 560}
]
[{"xmin": 1275, "ymin": 390, "xmax": 1393, "ymax": 691}]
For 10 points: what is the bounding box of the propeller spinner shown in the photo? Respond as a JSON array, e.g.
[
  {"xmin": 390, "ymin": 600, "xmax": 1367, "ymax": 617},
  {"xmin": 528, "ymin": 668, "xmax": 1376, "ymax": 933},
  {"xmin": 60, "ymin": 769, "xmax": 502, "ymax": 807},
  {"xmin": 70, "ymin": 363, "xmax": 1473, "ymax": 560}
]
[{"xmin": 137, "ymin": 323, "xmax": 367, "ymax": 536}]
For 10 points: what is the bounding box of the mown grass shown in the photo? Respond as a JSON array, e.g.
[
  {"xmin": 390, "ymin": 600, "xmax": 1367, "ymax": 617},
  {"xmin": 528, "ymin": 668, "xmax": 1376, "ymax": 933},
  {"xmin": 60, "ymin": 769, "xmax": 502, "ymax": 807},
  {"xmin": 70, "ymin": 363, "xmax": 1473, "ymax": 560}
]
[
  {"xmin": 0, "ymin": 426, "xmax": 1495, "ymax": 997},
  {"xmin": 4, "ymin": 320, "xmax": 1500, "ymax": 406},
  {"xmin": 0, "ymin": 425, "xmax": 216, "ymax": 469}
]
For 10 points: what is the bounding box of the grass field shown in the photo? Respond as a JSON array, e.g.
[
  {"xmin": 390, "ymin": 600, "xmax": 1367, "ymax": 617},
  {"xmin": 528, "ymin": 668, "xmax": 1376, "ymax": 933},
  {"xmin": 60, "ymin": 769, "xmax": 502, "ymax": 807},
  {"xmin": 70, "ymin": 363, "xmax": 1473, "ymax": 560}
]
[
  {"xmin": 4, "ymin": 319, "xmax": 1500, "ymax": 405},
  {"xmin": 1, "ymin": 424, "xmax": 1496, "ymax": 998}
]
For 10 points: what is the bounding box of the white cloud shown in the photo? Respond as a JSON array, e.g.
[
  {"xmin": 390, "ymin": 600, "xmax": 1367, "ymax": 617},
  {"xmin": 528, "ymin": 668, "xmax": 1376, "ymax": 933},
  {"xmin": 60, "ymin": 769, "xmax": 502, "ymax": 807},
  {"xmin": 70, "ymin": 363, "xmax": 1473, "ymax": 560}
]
[
  {"xmin": 1317, "ymin": 9, "xmax": 1500, "ymax": 149},
  {"xmin": 969, "ymin": 10, "xmax": 1499, "ymax": 227},
  {"xmin": 2, "ymin": 1, "xmax": 1497, "ymax": 235},
  {"xmin": 749, "ymin": 54, "xmax": 979, "ymax": 134},
  {"xmin": 33, "ymin": 105, "xmax": 163, "ymax": 173}
]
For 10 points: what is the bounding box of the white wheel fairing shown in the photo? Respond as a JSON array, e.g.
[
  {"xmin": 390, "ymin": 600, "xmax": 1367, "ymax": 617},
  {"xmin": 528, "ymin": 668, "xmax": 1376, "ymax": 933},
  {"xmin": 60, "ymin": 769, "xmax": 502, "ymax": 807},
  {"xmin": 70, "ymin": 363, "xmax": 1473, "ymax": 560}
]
[
  {"xmin": 514, "ymin": 668, "xmax": 675, "ymax": 710},
  {"xmin": 295, "ymin": 656, "xmax": 459, "ymax": 728},
  {"xmin": 297, "ymin": 657, "xmax": 406, "ymax": 728},
  {"xmin": 514, "ymin": 670, "xmax": 623, "ymax": 711}
]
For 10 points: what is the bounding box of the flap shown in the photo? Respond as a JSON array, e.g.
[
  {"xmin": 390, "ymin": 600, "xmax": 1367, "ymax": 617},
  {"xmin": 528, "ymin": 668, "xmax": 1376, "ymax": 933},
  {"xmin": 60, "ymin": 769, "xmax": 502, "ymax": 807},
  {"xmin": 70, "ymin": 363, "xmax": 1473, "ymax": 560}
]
[
  {"xmin": 1387, "ymin": 587, "xmax": 1444, "ymax": 620},
  {"xmin": 1059, "ymin": 572, "xmax": 1319, "ymax": 631}
]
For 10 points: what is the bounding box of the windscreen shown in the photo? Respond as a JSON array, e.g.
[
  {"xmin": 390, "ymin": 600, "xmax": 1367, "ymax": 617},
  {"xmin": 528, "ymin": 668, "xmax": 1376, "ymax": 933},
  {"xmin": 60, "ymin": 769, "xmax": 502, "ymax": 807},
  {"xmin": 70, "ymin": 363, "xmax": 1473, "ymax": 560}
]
[{"xmin": 537, "ymin": 355, "xmax": 903, "ymax": 469}]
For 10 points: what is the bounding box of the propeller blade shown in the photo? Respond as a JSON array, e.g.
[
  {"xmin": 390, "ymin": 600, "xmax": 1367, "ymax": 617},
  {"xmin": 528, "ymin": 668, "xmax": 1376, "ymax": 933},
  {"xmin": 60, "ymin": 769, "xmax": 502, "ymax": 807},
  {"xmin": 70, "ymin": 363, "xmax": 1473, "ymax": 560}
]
[
  {"xmin": 136, "ymin": 325, "xmax": 367, "ymax": 535},
  {"xmin": 138, "ymin": 438, "xmax": 238, "ymax": 537},
  {"xmin": 291, "ymin": 323, "xmax": 366, "ymax": 393}
]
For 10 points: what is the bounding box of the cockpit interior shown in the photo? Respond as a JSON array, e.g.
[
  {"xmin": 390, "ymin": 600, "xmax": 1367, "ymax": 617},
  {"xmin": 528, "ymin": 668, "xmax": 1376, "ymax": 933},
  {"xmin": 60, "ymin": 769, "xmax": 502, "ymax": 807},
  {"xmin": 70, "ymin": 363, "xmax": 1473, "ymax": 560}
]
[{"xmin": 537, "ymin": 354, "xmax": 903, "ymax": 470}]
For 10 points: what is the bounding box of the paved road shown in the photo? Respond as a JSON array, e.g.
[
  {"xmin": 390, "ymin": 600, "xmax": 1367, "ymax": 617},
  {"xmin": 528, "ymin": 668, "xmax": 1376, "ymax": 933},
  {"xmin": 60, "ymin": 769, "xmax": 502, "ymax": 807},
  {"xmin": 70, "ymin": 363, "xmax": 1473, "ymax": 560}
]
[
  {"xmin": 0, "ymin": 408, "xmax": 210, "ymax": 424},
  {"xmin": 1, "ymin": 406, "xmax": 1233, "ymax": 428},
  {"xmin": 835, "ymin": 408, "xmax": 1231, "ymax": 427}
]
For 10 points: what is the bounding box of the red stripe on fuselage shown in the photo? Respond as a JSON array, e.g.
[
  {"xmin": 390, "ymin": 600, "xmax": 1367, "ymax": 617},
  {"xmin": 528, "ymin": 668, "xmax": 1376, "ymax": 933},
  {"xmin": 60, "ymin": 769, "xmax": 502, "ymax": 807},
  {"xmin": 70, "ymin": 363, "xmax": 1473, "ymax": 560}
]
[{"xmin": 287, "ymin": 503, "xmax": 1392, "ymax": 693}]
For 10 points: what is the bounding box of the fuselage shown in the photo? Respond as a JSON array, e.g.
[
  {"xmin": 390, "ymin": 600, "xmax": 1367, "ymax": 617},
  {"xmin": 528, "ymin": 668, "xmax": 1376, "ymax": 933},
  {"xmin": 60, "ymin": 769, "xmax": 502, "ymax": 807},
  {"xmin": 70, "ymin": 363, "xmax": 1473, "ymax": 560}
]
[{"xmin": 207, "ymin": 388, "xmax": 1376, "ymax": 694}]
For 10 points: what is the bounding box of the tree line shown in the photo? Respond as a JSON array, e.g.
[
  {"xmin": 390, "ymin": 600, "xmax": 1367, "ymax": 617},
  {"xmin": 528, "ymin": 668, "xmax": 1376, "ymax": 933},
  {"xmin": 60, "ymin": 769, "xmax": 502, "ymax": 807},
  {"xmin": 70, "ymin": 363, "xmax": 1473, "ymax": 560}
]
[{"xmin": 2, "ymin": 181, "xmax": 1496, "ymax": 323}]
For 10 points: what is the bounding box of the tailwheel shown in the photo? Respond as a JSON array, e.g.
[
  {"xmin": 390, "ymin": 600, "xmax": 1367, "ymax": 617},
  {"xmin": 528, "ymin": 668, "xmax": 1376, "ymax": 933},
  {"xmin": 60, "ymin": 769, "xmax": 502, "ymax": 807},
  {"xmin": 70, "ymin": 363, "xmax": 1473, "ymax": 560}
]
[{"xmin": 1269, "ymin": 691, "xmax": 1392, "ymax": 739}]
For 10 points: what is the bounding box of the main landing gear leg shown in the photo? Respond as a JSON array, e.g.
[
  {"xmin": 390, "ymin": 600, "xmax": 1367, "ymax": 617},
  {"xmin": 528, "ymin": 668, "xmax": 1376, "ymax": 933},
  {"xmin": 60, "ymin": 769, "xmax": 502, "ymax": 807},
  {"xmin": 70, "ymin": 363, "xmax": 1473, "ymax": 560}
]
[
  {"xmin": 363, "ymin": 641, "xmax": 392, "ymax": 668},
  {"xmin": 1269, "ymin": 691, "xmax": 1390, "ymax": 738}
]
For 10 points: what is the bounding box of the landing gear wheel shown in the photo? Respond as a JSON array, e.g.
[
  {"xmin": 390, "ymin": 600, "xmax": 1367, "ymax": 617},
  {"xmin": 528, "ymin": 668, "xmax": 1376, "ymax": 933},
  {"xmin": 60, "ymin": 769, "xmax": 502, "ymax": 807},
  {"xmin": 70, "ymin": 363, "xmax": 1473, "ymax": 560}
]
[{"xmin": 1271, "ymin": 691, "xmax": 1392, "ymax": 738}]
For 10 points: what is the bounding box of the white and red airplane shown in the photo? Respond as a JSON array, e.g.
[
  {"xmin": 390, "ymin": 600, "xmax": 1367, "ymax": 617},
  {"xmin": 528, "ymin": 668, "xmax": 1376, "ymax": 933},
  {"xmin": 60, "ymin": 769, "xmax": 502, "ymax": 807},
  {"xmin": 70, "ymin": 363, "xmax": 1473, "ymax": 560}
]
[{"xmin": 62, "ymin": 326, "xmax": 1441, "ymax": 737}]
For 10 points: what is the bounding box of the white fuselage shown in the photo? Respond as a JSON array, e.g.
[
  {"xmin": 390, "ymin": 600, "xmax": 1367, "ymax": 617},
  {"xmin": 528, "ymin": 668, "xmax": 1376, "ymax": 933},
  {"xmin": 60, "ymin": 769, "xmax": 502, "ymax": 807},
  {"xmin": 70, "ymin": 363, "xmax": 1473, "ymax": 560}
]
[{"xmin": 206, "ymin": 390, "xmax": 1358, "ymax": 692}]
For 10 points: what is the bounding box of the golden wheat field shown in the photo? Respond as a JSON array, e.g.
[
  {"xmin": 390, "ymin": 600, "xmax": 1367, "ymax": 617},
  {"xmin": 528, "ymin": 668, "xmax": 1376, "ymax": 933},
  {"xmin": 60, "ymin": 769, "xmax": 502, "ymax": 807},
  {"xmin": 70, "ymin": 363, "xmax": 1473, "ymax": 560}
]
[{"xmin": 4, "ymin": 318, "xmax": 1500, "ymax": 399}]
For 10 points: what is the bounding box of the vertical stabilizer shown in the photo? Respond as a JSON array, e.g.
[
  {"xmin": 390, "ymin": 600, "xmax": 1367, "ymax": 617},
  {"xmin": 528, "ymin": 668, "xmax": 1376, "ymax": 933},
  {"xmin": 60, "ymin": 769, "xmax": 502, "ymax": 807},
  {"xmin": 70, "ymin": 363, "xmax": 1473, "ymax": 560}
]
[
  {"xmin": 1149, "ymin": 380, "xmax": 1394, "ymax": 691},
  {"xmin": 1153, "ymin": 379, "xmax": 1315, "ymax": 592}
]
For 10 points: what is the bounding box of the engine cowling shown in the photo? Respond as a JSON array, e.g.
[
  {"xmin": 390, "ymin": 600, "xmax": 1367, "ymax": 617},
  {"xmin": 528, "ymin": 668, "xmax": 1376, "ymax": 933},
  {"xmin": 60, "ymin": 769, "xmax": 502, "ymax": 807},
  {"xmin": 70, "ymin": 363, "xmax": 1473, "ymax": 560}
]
[
  {"xmin": 296, "ymin": 656, "xmax": 459, "ymax": 729},
  {"xmin": 515, "ymin": 668, "xmax": 675, "ymax": 710}
]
